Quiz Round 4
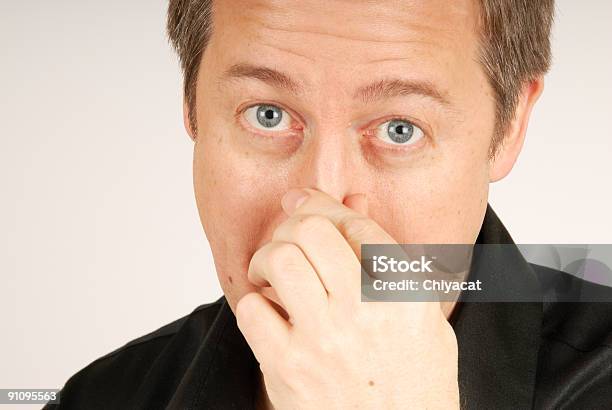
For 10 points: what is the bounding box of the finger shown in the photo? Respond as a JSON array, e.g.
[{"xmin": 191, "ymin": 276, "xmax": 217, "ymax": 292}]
[
  {"xmin": 235, "ymin": 292, "xmax": 290, "ymax": 365},
  {"xmin": 282, "ymin": 188, "xmax": 396, "ymax": 259},
  {"xmin": 341, "ymin": 195, "xmax": 443, "ymax": 314},
  {"xmin": 248, "ymin": 241, "xmax": 328, "ymax": 326},
  {"xmin": 272, "ymin": 214, "xmax": 362, "ymax": 301}
]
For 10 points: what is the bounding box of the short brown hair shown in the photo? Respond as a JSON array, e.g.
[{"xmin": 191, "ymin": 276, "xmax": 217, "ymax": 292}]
[{"xmin": 167, "ymin": 0, "xmax": 554, "ymax": 154}]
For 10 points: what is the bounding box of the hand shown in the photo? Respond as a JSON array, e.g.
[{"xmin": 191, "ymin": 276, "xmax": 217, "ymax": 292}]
[{"xmin": 236, "ymin": 188, "xmax": 460, "ymax": 409}]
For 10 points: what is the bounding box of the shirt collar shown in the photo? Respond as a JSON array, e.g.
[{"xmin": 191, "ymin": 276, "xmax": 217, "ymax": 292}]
[{"xmin": 451, "ymin": 205, "xmax": 543, "ymax": 408}]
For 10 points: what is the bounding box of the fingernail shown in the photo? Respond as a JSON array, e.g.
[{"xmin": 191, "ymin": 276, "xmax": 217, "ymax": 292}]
[{"xmin": 281, "ymin": 189, "xmax": 309, "ymax": 214}]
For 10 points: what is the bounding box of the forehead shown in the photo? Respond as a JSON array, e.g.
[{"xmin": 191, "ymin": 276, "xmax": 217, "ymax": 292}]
[
  {"xmin": 205, "ymin": 0, "xmax": 482, "ymax": 106},
  {"xmin": 210, "ymin": 0, "xmax": 479, "ymax": 57}
]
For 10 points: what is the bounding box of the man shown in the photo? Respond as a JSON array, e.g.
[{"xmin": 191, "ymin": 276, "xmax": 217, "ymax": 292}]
[{"xmin": 47, "ymin": 0, "xmax": 612, "ymax": 408}]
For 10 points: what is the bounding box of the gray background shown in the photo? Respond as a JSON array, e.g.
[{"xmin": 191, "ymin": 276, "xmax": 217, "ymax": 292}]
[{"xmin": 1, "ymin": 0, "xmax": 610, "ymax": 403}]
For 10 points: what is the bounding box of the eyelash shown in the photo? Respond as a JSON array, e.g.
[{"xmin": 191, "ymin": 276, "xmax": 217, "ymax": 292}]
[
  {"xmin": 235, "ymin": 101, "xmax": 304, "ymax": 138},
  {"xmin": 237, "ymin": 102, "xmax": 430, "ymax": 151},
  {"xmin": 363, "ymin": 114, "xmax": 428, "ymax": 152}
]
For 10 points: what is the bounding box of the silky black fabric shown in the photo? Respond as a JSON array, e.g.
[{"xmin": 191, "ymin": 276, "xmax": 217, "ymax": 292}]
[{"xmin": 45, "ymin": 206, "xmax": 612, "ymax": 409}]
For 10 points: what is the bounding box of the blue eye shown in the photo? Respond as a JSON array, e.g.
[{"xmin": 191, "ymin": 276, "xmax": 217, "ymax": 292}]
[
  {"xmin": 377, "ymin": 119, "xmax": 424, "ymax": 146},
  {"xmin": 244, "ymin": 104, "xmax": 292, "ymax": 131}
]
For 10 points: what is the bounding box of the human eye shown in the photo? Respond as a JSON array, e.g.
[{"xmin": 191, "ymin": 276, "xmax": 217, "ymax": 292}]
[
  {"xmin": 374, "ymin": 118, "xmax": 425, "ymax": 147},
  {"xmin": 243, "ymin": 103, "xmax": 293, "ymax": 132}
]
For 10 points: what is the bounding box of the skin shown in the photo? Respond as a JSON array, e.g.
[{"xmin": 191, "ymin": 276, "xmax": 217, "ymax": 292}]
[{"xmin": 185, "ymin": 0, "xmax": 544, "ymax": 407}]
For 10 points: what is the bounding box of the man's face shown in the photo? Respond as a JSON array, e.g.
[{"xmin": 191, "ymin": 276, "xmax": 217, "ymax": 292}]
[{"xmin": 193, "ymin": 0, "xmax": 496, "ymax": 310}]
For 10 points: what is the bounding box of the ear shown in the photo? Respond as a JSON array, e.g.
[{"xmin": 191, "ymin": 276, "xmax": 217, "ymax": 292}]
[
  {"xmin": 489, "ymin": 76, "xmax": 545, "ymax": 182},
  {"xmin": 183, "ymin": 100, "xmax": 196, "ymax": 141}
]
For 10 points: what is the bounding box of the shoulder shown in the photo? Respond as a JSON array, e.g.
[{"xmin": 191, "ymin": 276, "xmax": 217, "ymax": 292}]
[
  {"xmin": 530, "ymin": 264, "xmax": 612, "ymax": 408},
  {"xmin": 97, "ymin": 297, "xmax": 225, "ymax": 361},
  {"xmin": 45, "ymin": 298, "xmax": 226, "ymax": 410}
]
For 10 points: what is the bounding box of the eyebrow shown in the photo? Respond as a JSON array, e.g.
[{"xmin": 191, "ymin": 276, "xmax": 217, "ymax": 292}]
[
  {"xmin": 222, "ymin": 63, "xmax": 450, "ymax": 106},
  {"xmin": 222, "ymin": 63, "xmax": 303, "ymax": 95},
  {"xmin": 354, "ymin": 78, "xmax": 450, "ymax": 106}
]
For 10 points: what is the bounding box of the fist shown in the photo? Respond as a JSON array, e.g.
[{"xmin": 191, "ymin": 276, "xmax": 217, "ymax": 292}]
[{"xmin": 236, "ymin": 188, "xmax": 460, "ymax": 409}]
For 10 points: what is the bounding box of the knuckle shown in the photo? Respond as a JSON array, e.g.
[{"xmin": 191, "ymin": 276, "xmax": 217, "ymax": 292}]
[
  {"xmin": 279, "ymin": 347, "xmax": 308, "ymax": 379},
  {"xmin": 354, "ymin": 307, "xmax": 381, "ymax": 332},
  {"xmin": 291, "ymin": 214, "xmax": 332, "ymax": 241},
  {"xmin": 235, "ymin": 293, "xmax": 258, "ymax": 322},
  {"xmin": 341, "ymin": 216, "xmax": 376, "ymax": 239},
  {"xmin": 316, "ymin": 333, "xmax": 341, "ymax": 356},
  {"xmin": 350, "ymin": 306, "xmax": 375, "ymax": 334},
  {"xmin": 267, "ymin": 242, "xmax": 303, "ymax": 273}
]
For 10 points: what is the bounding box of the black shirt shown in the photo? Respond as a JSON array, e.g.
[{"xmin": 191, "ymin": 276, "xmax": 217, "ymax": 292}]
[{"xmin": 45, "ymin": 206, "xmax": 612, "ymax": 409}]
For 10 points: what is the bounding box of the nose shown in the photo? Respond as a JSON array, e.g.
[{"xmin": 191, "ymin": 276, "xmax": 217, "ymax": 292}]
[{"xmin": 289, "ymin": 125, "xmax": 360, "ymax": 204}]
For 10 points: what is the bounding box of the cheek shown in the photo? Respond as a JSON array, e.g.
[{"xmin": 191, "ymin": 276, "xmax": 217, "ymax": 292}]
[
  {"xmin": 368, "ymin": 134, "xmax": 490, "ymax": 244},
  {"xmin": 193, "ymin": 129, "xmax": 290, "ymax": 301}
]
